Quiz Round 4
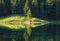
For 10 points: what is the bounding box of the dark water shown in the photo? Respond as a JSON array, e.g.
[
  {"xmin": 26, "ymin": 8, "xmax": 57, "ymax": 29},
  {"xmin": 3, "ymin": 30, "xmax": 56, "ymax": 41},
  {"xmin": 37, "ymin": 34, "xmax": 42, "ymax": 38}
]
[{"xmin": 0, "ymin": 0, "xmax": 60, "ymax": 41}]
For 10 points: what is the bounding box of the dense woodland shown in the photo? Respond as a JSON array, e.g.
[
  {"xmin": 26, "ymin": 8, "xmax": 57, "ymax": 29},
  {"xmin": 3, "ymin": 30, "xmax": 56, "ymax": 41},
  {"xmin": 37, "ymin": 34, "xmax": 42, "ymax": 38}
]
[
  {"xmin": 0, "ymin": 0, "xmax": 60, "ymax": 20},
  {"xmin": 0, "ymin": 0, "xmax": 60, "ymax": 41}
]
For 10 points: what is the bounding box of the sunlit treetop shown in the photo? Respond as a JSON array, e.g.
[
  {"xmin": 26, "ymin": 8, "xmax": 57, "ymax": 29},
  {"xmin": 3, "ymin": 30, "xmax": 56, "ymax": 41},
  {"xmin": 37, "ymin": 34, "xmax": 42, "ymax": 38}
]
[
  {"xmin": 46, "ymin": 0, "xmax": 57, "ymax": 5},
  {"xmin": 0, "ymin": 0, "xmax": 4, "ymax": 4}
]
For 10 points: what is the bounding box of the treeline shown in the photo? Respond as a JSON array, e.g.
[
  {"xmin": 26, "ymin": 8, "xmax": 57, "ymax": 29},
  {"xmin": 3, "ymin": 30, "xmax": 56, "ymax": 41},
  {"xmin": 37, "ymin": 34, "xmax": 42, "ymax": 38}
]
[{"xmin": 0, "ymin": 0, "xmax": 60, "ymax": 20}]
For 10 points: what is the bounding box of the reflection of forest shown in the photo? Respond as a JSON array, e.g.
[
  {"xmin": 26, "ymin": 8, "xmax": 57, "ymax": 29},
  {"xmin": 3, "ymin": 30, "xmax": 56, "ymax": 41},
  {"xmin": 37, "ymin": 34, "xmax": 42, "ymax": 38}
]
[{"xmin": 0, "ymin": 0, "xmax": 60, "ymax": 41}]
